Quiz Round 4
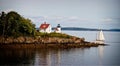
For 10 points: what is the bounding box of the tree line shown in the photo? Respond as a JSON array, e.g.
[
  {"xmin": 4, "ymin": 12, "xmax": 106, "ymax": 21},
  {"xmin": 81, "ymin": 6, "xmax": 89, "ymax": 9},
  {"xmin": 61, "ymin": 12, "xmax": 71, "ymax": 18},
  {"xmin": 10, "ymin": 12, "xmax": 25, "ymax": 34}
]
[{"xmin": 0, "ymin": 11, "xmax": 36, "ymax": 38}]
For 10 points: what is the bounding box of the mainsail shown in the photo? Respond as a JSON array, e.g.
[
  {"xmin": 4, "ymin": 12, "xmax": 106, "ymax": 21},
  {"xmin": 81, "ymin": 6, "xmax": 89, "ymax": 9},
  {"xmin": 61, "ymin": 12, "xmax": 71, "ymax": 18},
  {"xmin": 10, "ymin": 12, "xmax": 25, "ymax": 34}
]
[{"xmin": 97, "ymin": 30, "xmax": 105, "ymax": 41}]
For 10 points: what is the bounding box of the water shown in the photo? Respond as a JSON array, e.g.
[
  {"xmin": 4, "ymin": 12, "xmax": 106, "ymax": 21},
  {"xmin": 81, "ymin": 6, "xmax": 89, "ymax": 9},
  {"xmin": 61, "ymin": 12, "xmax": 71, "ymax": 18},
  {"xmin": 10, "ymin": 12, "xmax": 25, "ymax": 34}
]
[{"xmin": 0, "ymin": 31, "xmax": 120, "ymax": 66}]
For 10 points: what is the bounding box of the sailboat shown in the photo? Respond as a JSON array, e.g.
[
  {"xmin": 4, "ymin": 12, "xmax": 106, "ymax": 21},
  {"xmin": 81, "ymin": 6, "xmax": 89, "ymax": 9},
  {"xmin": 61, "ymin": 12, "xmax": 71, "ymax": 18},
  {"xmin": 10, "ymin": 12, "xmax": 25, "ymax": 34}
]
[{"xmin": 95, "ymin": 29, "xmax": 105, "ymax": 44}]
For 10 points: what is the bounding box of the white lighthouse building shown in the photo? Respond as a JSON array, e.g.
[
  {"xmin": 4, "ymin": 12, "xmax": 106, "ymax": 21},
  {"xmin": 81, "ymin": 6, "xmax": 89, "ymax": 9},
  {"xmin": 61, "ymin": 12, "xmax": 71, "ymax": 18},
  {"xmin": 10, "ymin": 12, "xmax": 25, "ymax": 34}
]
[{"xmin": 54, "ymin": 24, "xmax": 61, "ymax": 33}]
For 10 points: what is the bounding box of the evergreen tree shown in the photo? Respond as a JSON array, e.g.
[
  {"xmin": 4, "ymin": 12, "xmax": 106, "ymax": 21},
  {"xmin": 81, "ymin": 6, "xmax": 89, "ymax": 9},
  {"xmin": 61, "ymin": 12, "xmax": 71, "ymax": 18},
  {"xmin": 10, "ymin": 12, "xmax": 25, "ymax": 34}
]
[
  {"xmin": 0, "ymin": 11, "xmax": 36, "ymax": 38},
  {"xmin": 0, "ymin": 11, "xmax": 6, "ymax": 36}
]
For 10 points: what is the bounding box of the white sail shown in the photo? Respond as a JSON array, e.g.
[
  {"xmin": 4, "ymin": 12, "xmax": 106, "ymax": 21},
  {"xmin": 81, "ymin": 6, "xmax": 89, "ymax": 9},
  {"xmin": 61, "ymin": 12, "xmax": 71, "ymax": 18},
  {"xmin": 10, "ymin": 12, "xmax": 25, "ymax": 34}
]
[
  {"xmin": 95, "ymin": 30, "xmax": 105, "ymax": 44},
  {"xmin": 97, "ymin": 30, "xmax": 105, "ymax": 41}
]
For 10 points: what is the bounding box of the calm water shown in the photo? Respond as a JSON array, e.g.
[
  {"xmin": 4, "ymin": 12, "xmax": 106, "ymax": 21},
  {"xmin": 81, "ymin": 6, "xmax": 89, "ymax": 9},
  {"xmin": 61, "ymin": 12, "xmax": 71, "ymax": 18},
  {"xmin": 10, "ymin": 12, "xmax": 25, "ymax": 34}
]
[{"xmin": 0, "ymin": 31, "xmax": 120, "ymax": 66}]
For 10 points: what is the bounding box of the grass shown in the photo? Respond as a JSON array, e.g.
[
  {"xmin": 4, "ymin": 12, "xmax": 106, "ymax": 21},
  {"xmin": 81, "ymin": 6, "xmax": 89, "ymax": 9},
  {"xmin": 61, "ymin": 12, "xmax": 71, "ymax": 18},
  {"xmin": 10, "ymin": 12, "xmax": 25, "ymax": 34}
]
[{"xmin": 36, "ymin": 32, "xmax": 73, "ymax": 38}]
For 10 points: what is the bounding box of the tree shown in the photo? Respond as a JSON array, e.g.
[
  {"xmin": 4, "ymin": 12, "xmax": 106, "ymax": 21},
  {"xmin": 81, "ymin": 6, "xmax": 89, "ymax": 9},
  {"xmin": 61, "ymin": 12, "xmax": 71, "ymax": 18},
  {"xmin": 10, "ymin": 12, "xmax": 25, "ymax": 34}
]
[
  {"xmin": 0, "ymin": 11, "xmax": 36, "ymax": 38},
  {"xmin": 19, "ymin": 17, "xmax": 36, "ymax": 36},
  {"xmin": 0, "ymin": 11, "xmax": 6, "ymax": 36},
  {"xmin": 5, "ymin": 11, "xmax": 21, "ymax": 37}
]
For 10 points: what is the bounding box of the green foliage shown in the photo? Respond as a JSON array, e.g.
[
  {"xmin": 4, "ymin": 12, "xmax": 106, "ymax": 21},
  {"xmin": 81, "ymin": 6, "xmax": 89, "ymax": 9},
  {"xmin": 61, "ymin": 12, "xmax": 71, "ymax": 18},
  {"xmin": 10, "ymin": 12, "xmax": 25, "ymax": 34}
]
[
  {"xmin": 0, "ymin": 11, "xmax": 36, "ymax": 37},
  {"xmin": 19, "ymin": 17, "xmax": 36, "ymax": 36}
]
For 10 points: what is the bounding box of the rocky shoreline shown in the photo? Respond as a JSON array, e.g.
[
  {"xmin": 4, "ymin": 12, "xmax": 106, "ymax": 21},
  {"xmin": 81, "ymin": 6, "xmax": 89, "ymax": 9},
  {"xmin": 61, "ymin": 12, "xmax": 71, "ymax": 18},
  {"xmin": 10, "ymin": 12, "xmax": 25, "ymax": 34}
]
[
  {"xmin": 0, "ymin": 36, "xmax": 85, "ymax": 44},
  {"xmin": 0, "ymin": 43, "xmax": 102, "ymax": 49},
  {"xmin": 0, "ymin": 35, "xmax": 106, "ymax": 49}
]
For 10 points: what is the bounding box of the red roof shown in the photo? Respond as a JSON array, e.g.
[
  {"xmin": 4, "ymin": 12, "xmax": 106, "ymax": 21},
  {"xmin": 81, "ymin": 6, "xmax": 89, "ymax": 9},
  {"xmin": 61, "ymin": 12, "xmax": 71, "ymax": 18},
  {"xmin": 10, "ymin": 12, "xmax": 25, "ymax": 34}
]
[{"xmin": 40, "ymin": 23, "xmax": 50, "ymax": 29}]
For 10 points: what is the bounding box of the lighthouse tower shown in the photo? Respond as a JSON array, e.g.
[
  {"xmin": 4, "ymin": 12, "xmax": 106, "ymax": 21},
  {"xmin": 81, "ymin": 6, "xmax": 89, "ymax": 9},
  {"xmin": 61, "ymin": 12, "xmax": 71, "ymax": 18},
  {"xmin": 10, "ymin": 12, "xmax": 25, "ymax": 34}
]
[{"xmin": 55, "ymin": 24, "xmax": 61, "ymax": 33}]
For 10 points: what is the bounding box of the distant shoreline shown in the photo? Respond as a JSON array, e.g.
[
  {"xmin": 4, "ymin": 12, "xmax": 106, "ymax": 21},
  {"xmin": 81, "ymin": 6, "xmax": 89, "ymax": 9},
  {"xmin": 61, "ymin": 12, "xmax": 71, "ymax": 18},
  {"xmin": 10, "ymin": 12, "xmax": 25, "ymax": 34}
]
[{"xmin": 51, "ymin": 27, "xmax": 120, "ymax": 32}]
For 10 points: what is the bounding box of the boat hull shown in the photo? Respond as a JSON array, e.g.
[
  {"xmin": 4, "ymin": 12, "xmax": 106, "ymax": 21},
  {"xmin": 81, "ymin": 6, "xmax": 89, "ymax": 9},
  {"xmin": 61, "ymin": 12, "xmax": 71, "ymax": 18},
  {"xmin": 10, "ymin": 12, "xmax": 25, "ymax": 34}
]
[{"xmin": 94, "ymin": 40, "xmax": 104, "ymax": 44}]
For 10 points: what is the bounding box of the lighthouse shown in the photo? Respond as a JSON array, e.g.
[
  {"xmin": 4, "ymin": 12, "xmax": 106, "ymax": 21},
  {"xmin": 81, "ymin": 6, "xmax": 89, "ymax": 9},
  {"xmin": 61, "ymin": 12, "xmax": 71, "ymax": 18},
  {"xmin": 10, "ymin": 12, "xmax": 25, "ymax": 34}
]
[{"xmin": 54, "ymin": 24, "xmax": 61, "ymax": 33}]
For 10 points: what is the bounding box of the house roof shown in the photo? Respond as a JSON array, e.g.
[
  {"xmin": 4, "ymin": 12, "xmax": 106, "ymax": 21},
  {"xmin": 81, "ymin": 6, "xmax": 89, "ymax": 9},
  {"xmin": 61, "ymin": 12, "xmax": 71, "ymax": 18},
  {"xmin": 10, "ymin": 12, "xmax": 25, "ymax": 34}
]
[{"xmin": 40, "ymin": 23, "xmax": 50, "ymax": 29}]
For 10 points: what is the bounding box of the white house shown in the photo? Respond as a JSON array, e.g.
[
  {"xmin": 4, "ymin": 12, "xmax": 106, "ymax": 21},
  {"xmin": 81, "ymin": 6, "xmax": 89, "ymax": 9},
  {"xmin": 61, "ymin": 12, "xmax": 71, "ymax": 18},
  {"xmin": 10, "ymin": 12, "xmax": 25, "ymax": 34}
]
[
  {"xmin": 39, "ymin": 22, "xmax": 51, "ymax": 33},
  {"xmin": 54, "ymin": 24, "xmax": 61, "ymax": 33}
]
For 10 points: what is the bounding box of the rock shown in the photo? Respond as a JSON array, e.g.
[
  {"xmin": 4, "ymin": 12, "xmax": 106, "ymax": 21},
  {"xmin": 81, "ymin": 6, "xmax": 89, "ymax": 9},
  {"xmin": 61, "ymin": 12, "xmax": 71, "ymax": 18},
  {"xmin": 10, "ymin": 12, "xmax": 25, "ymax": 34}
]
[{"xmin": 0, "ymin": 35, "xmax": 86, "ymax": 44}]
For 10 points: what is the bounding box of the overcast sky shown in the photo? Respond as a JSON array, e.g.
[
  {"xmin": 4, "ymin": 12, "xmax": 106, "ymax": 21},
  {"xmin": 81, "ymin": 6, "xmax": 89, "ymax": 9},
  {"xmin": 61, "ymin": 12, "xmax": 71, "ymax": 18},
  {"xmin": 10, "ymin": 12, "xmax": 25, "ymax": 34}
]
[{"xmin": 0, "ymin": 0, "xmax": 120, "ymax": 29}]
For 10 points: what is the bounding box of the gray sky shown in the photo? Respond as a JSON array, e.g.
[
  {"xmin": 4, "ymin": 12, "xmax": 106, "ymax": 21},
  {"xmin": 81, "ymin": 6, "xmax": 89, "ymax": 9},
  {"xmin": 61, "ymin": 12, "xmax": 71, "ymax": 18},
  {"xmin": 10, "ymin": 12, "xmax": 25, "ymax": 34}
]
[{"xmin": 0, "ymin": 0, "xmax": 120, "ymax": 29}]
